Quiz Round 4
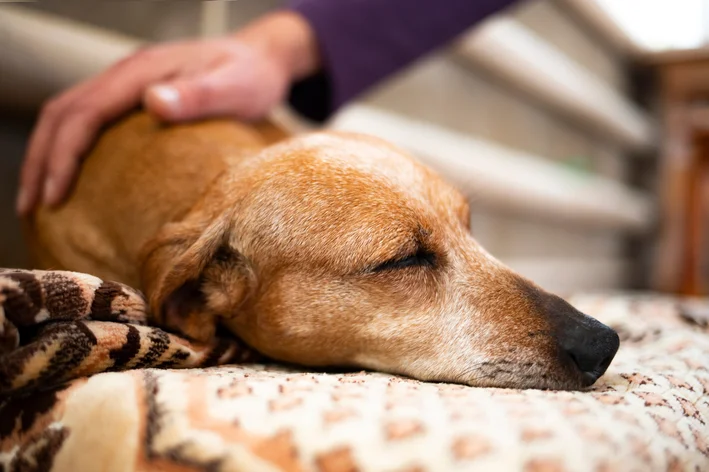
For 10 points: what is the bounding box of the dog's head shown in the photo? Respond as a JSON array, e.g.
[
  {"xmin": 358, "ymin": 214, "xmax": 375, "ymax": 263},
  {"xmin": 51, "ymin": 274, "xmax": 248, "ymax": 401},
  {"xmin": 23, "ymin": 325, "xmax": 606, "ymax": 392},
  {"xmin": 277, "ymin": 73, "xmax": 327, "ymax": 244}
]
[{"xmin": 141, "ymin": 131, "xmax": 619, "ymax": 390}]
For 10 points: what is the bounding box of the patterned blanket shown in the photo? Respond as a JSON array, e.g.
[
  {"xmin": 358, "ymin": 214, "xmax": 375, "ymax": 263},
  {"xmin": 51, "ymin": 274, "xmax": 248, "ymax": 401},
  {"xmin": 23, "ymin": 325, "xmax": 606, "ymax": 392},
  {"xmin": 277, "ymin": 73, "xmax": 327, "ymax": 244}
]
[
  {"xmin": 1, "ymin": 269, "xmax": 708, "ymax": 471},
  {"xmin": 0, "ymin": 269, "xmax": 259, "ymax": 398}
]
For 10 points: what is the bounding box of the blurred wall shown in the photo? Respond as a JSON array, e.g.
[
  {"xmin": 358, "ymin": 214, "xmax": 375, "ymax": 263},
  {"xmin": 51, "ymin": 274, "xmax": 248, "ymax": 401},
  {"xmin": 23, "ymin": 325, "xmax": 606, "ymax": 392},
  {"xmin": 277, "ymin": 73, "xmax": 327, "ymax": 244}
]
[
  {"xmin": 0, "ymin": 0, "xmax": 633, "ymax": 292},
  {"xmin": 0, "ymin": 113, "xmax": 32, "ymax": 268}
]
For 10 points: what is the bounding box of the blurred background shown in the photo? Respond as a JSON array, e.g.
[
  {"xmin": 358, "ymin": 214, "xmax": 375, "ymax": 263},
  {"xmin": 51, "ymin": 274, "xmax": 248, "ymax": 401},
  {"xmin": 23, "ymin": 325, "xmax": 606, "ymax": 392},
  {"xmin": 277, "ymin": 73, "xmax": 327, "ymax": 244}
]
[{"xmin": 0, "ymin": 0, "xmax": 707, "ymax": 297}]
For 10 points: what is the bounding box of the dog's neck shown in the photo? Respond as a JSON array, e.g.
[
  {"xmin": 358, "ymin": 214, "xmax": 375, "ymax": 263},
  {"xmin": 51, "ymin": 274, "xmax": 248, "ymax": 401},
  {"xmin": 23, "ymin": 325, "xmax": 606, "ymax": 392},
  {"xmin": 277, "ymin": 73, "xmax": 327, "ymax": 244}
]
[{"xmin": 33, "ymin": 112, "xmax": 288, "ymax": 288}]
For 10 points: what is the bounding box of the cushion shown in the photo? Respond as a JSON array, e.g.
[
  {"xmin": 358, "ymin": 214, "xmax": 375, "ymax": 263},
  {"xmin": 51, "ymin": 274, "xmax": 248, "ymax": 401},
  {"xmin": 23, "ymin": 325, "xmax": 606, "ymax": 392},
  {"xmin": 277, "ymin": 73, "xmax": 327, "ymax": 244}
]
[{"xmin": 1, "ymin": 270, "xmax": 708, "ymax": 471}]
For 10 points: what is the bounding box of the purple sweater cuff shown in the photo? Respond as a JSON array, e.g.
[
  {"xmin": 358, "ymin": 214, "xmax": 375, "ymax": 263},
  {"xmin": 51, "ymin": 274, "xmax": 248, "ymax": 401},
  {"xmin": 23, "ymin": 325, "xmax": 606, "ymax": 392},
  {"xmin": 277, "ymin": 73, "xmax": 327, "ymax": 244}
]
[{"xmin": 286, "ymin": 0, "xmax": 520, "ymax": 122}]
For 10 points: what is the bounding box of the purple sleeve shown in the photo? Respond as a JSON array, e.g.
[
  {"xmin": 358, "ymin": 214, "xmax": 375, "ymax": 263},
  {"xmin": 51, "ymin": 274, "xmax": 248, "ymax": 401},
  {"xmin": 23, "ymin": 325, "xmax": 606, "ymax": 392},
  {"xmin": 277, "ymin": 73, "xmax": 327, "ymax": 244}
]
[{"xmin": 285, "ymin": 0, "xmax": 521, "ymax": 122}]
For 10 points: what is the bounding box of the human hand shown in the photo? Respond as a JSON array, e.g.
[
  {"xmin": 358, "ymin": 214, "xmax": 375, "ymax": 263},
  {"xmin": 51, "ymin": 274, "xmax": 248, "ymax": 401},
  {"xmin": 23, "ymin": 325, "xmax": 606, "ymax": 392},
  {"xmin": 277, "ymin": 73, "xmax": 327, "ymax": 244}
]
[{"xmin": 16, "ymin": 11, "xmax": 318, "ymax": 216}]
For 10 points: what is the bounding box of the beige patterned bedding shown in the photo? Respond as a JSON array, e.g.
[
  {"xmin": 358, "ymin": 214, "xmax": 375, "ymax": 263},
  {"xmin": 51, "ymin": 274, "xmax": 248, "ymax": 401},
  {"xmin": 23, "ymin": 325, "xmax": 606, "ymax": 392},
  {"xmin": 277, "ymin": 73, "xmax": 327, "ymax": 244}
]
[{"xmin": 1, "ymin": 269, "xmax": 708, "ymax": 471}]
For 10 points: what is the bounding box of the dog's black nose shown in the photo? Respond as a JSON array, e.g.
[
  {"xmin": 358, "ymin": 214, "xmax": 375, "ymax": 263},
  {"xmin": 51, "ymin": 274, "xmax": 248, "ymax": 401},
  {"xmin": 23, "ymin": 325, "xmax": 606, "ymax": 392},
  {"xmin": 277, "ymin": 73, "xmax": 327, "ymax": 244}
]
[
  {"xmin": 517, "ymin": 283, "xmax": 622, "ymax": 387},
  {"xmin": 560, "ymin": 317, "xmax": 620, "ymax": 386}
]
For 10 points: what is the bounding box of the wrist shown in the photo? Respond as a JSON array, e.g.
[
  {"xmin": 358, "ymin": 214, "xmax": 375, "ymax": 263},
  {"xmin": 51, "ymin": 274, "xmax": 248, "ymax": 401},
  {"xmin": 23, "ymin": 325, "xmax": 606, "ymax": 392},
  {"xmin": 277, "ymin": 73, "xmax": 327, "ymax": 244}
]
[{"xmin": 233, "ymin": 10, "xmax": 320, "ymax": 82}]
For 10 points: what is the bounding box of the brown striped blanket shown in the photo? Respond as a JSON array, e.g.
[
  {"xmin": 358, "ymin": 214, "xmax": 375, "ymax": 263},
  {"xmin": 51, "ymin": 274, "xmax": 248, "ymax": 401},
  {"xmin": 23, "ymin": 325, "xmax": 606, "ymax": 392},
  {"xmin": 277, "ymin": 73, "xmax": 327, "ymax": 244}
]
[
  {"xmin": 1, "ymin": 269, "xmax": 709, "ymax": 471},
  {"xmin": 0, "ymin": 269, "xmax": 258, "ymax": 397}
]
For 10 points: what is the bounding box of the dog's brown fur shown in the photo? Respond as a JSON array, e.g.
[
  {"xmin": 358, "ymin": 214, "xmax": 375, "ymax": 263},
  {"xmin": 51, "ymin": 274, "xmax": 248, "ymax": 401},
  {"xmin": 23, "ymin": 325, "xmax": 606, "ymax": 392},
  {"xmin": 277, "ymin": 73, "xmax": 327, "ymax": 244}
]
[{"xmin": 26, "ymin": 111, "xmax": 617, "ymax": 390}]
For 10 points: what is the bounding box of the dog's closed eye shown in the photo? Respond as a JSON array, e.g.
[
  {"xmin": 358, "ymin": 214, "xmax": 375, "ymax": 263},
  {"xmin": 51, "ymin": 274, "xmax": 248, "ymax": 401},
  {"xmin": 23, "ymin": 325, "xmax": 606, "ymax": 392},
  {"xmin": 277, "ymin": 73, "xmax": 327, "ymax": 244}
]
[{"xmin": 372, "ymin": 248, "xmax": 437, "ymax": 272}]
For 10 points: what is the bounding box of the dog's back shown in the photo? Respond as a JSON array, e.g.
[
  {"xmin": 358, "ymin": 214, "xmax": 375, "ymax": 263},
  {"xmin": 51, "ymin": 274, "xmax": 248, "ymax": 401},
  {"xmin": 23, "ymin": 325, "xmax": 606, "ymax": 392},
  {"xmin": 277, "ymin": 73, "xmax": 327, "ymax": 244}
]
[{"xmin": 26, "ymin": 111, "xmax": 288, "ymax": 287}]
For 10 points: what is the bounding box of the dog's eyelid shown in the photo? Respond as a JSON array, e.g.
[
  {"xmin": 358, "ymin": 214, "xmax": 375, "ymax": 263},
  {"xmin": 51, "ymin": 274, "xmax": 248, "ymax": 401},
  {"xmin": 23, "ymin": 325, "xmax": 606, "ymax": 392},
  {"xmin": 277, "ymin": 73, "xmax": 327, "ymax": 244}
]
[
  {"xmin": 370, "ymin": 246, "xmax": 437, "ymax": 273},
  {"xmin": 417, "ymin": 224, "xmax": 435, "ymax": 238}
]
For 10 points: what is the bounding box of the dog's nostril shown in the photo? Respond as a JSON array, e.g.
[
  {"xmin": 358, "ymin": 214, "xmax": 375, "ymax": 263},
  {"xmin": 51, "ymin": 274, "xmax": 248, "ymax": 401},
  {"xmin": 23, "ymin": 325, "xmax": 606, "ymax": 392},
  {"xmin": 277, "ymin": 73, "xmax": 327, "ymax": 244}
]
[
  {"xmin": 561, "ymin": 322, "xmax": 620, "ymax": 386},
  {"xmin": 565, "ymin": 347, "xmax": 614, "ymax": 384},
  {"xmin": 597, "ymin": 351, "xmax": 615, "ymax": 372}
]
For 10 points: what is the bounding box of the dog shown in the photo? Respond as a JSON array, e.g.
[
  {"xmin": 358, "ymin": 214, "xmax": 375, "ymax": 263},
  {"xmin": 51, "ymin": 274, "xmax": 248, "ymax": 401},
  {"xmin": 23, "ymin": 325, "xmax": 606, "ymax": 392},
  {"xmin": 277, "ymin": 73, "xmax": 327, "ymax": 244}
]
[{"xmin": 25, "ymin": 111, "xmax": 619, "ymax": 390}]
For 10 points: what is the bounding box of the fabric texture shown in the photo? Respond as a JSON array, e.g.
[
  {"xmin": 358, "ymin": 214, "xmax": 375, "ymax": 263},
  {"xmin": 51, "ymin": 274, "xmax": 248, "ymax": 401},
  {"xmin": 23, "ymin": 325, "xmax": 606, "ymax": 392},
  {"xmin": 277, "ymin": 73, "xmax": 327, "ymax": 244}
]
[
  {"xmin": 0, "ymin": 269, "xmax": 258, "ymax": 397},
  {"xmin": 286, "ymin": 0, "xmax": 520, "ymax": 122},
  {"xmin": 0, "ymin": 267, "xmax": 708, "ymax": 471}
]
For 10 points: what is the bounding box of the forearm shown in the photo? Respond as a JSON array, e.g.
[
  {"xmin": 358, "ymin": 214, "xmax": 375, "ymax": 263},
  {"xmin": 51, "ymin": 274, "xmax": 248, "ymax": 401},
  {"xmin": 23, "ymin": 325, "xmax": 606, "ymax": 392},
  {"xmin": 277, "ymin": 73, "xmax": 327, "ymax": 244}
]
[
  {"xmin": 286, "ymin": 0, "xmax": 522, "ymax": 122},
  {"xmin": 230, "ymin": 1, "xmax": 522, "ymax": 122}
]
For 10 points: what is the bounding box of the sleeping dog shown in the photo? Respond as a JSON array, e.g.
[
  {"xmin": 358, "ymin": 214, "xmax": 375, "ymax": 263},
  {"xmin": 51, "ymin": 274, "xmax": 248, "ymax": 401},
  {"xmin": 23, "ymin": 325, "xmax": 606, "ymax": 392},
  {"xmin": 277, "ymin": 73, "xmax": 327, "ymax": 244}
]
[{"xmin": 25, "ymin": 111, "xmax": 619, "ymax": 390}]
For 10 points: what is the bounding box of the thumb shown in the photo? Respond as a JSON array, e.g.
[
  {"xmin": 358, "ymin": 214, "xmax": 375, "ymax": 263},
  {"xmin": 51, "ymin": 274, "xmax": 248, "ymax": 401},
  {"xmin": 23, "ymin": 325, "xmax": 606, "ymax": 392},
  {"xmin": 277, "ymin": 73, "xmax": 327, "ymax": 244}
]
[{"xmin": 143, "ymin": 64, "xmax": 257, "ymax": 122}]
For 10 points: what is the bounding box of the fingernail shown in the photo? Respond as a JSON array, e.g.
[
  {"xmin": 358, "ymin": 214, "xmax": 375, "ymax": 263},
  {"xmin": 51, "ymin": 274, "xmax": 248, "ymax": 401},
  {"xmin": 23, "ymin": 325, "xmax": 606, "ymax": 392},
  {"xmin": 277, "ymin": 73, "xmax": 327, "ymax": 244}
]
[
  {"xmin": 43, "ymin": 178, "xmax": 57, "ymax": 206},
  {"xmin": 150, "ymin": 85, "xmax": 181, "ymax": 113},
  {"xmin": 15, "ymin": 188, "xmax": 28, "ymax": 215}
]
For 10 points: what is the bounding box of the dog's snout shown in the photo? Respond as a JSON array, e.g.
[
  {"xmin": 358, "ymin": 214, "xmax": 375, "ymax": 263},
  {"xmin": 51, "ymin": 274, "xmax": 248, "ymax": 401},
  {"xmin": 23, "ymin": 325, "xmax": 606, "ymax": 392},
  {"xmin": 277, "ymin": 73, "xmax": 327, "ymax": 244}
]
[
  {"xmin": 514, "ymin": 283, "xmax": 622, "ymax": 389},
  {"xmin": 559, "ymin": 317, "xmax": 620, "ymax": 386}
]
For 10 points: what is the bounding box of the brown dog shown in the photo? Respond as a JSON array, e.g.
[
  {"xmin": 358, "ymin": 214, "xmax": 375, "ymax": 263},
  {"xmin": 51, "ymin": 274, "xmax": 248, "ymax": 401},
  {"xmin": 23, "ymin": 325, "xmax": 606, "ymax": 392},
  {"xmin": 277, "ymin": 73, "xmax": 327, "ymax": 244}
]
[{"xmin": 25, "ymin": 111, "xmax": 619, "ymax": 390}]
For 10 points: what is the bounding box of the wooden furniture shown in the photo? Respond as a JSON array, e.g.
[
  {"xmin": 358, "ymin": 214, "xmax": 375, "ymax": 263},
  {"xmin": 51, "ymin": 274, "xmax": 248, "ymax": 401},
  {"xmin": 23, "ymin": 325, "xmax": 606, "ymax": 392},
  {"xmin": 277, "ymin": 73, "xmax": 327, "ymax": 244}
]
[{"xmin": 653, "ymin": 58, "xmax": 709, "ymax": 295}]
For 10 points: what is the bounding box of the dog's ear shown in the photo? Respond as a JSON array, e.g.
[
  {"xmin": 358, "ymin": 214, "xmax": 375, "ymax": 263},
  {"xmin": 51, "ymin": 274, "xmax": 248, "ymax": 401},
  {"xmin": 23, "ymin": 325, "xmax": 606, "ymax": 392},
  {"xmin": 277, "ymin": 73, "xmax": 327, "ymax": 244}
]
[{"xmin": 139, "ymin": 212, "xmax": 255, "ymax": 342}]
